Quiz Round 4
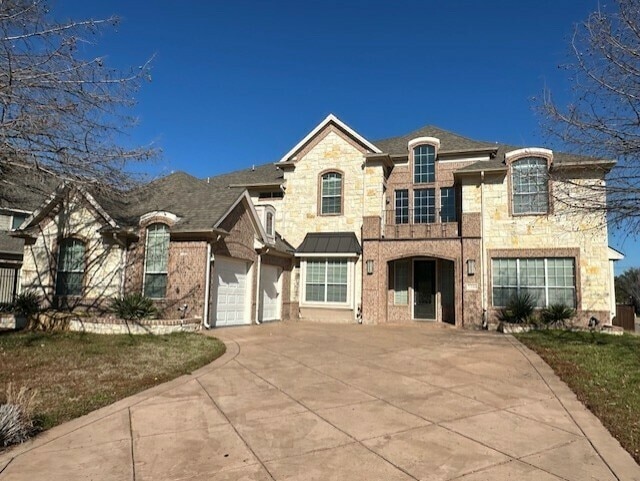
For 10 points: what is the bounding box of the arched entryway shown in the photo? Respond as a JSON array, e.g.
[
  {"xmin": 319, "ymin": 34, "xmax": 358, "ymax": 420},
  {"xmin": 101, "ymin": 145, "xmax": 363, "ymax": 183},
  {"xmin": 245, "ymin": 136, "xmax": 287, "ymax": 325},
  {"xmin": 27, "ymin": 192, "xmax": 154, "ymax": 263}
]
[{"xmin": 388, "ymin": 257, "xmax": 456, "ymax": 325}]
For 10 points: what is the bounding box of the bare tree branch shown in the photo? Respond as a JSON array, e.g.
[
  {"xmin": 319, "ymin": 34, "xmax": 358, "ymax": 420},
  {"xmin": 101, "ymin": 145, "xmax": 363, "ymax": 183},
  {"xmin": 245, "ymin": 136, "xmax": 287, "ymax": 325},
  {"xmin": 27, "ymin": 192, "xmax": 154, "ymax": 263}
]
[{"xmin": 0, "ymin": 0, "xmax": 158, "ymax": 199}]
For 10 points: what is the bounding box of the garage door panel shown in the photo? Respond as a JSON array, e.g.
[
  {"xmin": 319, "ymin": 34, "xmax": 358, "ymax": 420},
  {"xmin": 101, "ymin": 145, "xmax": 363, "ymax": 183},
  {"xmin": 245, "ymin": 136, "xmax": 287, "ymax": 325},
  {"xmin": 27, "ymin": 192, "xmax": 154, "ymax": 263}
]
[
  {"xmin": 212, "ymin": 257, "xmax": 251, "ymax": 327},
  {"xmin": 259, "ymin": 265, "xmax": 281, "ymax": 322}
]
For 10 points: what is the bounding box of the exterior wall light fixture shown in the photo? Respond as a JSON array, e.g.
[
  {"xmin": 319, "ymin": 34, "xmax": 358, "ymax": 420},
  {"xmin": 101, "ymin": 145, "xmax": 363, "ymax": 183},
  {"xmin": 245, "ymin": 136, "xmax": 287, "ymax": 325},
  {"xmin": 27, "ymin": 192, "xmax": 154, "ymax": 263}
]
[
  {"xmin": 366, "ymin": 259, "xmax": 374, "ymax": 275},
  {"xmin": 467, "ymin": 259, "xmax": 476, "ymax": 276}
]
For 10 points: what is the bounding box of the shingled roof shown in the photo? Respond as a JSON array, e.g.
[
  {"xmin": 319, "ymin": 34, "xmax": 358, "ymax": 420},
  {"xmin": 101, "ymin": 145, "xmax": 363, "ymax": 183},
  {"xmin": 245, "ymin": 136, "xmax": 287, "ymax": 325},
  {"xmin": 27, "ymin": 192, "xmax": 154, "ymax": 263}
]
[
  {"xmin": 374, "ymin": 125, "xmax": 610, "ymax": 171},
  {"xmin": 374, "ymin": 125, "xmax": 497, "ymax": 155}
]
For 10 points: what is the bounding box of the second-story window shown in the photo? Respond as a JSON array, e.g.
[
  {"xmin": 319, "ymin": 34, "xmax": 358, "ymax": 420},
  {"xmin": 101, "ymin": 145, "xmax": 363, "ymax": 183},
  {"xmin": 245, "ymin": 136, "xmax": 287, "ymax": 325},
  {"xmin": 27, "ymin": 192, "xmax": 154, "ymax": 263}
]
[
  {"xmin": 395, "ymin": 189, "xmax": 409, "ymax": 224},
  {"xmin": 320, "ymin": 172, "xmax": 342, "ymax": 215},
  {"xmin": 144, "ymin": 223, "xmax": 170, "ymax": 298},
  {"xmin": 266, "ymin": 211, "xmax": 274, "ymax": 236},
  {"xmin": 414, "ymin": 188, "xmax": 435, "ymax": 224},
  {"xmin": 440, "ymin": 187, "xmax": 456, "ymax": 222},
  {"xmin": 414, "ymin": 144, "xmax": 435, "ymax": 183},
  {"xmin": 512, "ymin": 157, "xmax": 549, "ymax": 214}
]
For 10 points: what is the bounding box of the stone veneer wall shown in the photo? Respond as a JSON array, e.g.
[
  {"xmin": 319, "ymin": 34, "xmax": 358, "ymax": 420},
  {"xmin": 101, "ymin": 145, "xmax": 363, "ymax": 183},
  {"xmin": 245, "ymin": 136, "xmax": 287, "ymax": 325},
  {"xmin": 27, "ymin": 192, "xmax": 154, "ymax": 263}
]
[
  {"xmin": 21, "ymin": 192, "xmax": 123, "ymax": 308},
  {"xmin": 67, "ymin": 317, "xmax": 201, "ymax": 335},
  {"xmin": 462, "ymin": 169, "xmax": 612, "ymax": 325},
  {"xmin": 279, "ymin": 125, "xmax": 376, "ymax": 322}
]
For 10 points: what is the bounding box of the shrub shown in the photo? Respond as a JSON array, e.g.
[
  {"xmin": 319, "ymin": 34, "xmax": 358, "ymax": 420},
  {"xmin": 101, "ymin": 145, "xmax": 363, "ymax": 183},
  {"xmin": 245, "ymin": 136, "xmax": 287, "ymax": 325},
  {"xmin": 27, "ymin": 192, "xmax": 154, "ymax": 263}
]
[
  {"xmin": 0, "ymin": 384, "xmax": 38, "ymax": 447},
  {"xmin": 541, "ymin": 303, "xmax": 575, "ymax": 328},
  {"xmin": 110, "ymin": 293, "xmax": 158, "ymax": 321},
  {"xmin": 13, "ymin": 291, "xmax": 40, "ymax": 317},
  {"xmin": 498, "ymin": 293, "xmax": 535, "ymax": 324}
]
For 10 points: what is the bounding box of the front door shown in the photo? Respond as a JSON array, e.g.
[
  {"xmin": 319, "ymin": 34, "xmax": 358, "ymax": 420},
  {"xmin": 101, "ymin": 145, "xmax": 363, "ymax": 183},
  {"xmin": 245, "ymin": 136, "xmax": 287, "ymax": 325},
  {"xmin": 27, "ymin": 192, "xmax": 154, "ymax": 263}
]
[{"xmin": 414, "ymin": 260, "xmax": 436, "ymax": 320}]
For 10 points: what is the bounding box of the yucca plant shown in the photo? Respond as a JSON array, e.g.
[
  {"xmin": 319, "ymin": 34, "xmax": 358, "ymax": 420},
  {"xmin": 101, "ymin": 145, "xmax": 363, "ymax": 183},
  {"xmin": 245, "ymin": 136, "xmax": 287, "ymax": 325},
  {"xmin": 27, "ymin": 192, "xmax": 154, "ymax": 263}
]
[
  {"xmin": 498, "ymin": 293, "xmax": 535, "ymax": 324},
  {"xmin": 13, "ymin": 291, "xmax": 40, "ymax": 318},
  {"xmin": 540, "ymin": 303, "xmax": 575, "ymax": 328},
  {"xmin": 110, "ymin": 293, "xmax": 158, "ymax": 321}
]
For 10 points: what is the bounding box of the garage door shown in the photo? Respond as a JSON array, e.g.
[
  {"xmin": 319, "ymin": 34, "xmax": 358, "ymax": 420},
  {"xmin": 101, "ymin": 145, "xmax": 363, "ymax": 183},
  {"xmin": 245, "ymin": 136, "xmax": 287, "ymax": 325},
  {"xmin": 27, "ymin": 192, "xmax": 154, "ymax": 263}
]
[
  {"xmin": 259, "ymin": 265, "xmax": 281, "ymax": 322},
  {"xmin": 212, "ymin": 257, "xmax": 251, "ymax": 327}
]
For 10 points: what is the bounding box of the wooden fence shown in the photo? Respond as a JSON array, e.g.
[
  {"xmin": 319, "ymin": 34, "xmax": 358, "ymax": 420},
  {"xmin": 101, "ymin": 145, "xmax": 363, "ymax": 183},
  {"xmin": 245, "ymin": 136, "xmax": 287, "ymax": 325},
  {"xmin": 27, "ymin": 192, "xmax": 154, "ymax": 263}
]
[{"xmin": 614, "ymin": 304, "xmax": 636, "ymax": 331}]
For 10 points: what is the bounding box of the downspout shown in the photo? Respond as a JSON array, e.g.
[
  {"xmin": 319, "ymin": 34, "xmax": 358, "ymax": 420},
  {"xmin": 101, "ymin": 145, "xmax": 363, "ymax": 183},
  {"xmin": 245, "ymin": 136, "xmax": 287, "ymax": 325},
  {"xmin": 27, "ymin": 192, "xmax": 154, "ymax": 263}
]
[
  {"xmin": 480, "ymin": 171, "xmax": 488, "ymax": 327},
  {"xmin": 203, "ymin": 242, "xmax": 212, "ymax": 329},
  {"xmin": 254, "ymin": 251, "xmax": 262, "ymax": 324}
]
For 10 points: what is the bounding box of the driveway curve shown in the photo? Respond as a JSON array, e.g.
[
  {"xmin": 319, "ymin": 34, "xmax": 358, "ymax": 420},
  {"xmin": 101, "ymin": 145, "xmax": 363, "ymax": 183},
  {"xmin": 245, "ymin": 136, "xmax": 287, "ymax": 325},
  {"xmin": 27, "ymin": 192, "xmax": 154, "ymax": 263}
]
[{"xmin": 1, "ymin": 323, "xmax": 638, "ymax": 480}]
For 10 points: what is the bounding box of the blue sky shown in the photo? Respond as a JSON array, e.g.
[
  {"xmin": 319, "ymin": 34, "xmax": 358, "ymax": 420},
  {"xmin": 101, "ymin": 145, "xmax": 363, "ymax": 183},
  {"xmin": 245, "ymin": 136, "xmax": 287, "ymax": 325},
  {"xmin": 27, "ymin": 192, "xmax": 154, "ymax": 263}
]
[{"xmin": 54, "ymin": 0, "xmax": 636, "ymax": 272}]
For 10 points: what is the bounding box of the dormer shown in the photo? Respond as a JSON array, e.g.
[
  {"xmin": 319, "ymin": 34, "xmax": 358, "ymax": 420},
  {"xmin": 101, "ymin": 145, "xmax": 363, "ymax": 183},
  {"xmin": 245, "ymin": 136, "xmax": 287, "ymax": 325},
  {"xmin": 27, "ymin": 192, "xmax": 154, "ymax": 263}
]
[{"xmin": 254, "ymin": 204, "xmax": 276, "ymax": 244}]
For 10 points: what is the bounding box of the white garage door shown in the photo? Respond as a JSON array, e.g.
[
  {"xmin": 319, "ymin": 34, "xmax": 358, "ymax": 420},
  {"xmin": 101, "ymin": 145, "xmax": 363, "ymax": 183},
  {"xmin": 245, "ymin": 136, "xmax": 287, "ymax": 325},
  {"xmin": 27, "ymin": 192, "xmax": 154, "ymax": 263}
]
[
  {"xmin": 212, "ymin": 257, "xmax": 251, "ymax": 327},
  {"xmin": 259, "ymin": 265, "xmax": 281, "ymax": 322}
]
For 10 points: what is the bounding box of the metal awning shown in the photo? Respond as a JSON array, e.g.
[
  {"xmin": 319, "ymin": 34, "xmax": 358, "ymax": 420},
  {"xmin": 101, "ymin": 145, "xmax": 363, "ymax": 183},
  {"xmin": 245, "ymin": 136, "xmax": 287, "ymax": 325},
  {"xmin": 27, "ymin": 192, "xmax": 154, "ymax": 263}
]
[{"xmin": 295, "ymin": 232, "xmax": 361, "ymax": 257}]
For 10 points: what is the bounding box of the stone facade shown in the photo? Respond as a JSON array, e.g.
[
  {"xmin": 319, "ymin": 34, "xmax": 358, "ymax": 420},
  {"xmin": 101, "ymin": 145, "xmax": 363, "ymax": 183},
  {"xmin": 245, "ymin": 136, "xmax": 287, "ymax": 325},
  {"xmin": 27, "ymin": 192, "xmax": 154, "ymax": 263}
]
[{"xmin": 21, "ymin": 192, "xmax": 123, "ymax": 311}]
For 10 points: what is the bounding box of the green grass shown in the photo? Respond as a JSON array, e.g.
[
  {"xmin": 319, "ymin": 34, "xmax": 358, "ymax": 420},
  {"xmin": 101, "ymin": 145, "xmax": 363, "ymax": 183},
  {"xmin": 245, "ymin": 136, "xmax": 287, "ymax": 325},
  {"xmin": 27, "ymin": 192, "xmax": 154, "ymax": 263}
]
[
  {"xmin": 516, "ymin": 330, "xmax": 640, "ymax": 463},
  {"xmin": 0, "ymin": 331, "xmax": 225, "ymax": 430}
]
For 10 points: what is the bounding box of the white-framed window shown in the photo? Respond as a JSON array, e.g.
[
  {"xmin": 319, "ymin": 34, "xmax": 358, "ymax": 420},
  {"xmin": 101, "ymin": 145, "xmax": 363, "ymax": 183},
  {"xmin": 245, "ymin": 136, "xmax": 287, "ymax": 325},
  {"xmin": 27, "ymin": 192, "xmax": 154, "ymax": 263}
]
[
  {"xmin": 414, "ymin": 188, "xmax": 435, "ymax": 224},
  {"xmin": 440, "ymin": 187, "xmax": 456, "ymax": 222},
  {"xmin": 320, "ymin": 172, "xmax": 342, "ymax": 215},
  {"xmin": 266, "ymin": 211, "xmax": 274, "ymax": 236},
  {"xmin": 11, "ymin": 213, "xmax": 28, "ymax": 230},
  {"xmin": 304, "ymin": 258, "xmax": 349, "ymax": 304},
  {"xmin": 55, "ymin": 238, "xmax": 85, "ymax": 296},
  {"xmin": 512, "ymin": 157, "xmax": 549, "ymax": 214},
  {"xmin": 394, "ymin": 260, "xmax": 409, "ymax": 305},
  {"xmin": 395, "ymin": 189, "xmax": 409, "ymax": 224},
  {"xmin": 414, "ymin": 144, "xmax": 436, "ymax": 183},
  {"xmin": 144, "ymin": 223, "xmax": 170, "ymax": 298},
  {"xmin": 492, "ymin": 257, "xmax": 576, "ymax": 308}
]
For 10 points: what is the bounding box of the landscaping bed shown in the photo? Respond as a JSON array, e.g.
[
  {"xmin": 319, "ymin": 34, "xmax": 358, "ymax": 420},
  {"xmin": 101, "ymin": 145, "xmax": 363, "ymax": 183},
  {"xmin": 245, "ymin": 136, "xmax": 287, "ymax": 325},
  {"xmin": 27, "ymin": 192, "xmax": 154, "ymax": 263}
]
[
  {"xmin": 516, "ymin": 330, "xmax": 640, "ymax": 464},
  {"xmin": 0, "ymin": 331, "xmax": 225, "ymax": 434}
]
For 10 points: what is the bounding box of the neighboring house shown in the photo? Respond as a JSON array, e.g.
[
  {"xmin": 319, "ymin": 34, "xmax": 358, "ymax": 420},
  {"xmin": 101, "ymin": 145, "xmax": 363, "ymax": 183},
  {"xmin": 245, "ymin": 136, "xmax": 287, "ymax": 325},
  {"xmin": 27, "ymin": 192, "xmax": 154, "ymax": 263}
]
[
  {"xmin": 11, "ymin": 114, "xmax": 622, "ymax": 327},
  {"xmin": 0, "ymin": 166, "xmax": 57, "ymax": 304}
]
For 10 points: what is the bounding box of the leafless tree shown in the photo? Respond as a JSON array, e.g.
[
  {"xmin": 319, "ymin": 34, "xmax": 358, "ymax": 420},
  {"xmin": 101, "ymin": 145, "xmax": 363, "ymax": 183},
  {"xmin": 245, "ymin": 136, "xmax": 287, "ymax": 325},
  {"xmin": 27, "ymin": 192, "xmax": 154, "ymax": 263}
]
[
  {"xmin": 541, "ymin": 0, "xmax": 640, "ymax": 233},
  {"xmin": 0, "ymin": 0, "xmax": 156, "ymax": 199}
]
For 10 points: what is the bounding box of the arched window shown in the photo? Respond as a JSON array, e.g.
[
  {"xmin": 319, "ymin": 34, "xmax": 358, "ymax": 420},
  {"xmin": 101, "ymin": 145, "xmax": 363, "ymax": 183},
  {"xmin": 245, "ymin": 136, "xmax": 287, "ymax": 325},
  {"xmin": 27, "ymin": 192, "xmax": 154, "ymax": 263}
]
[
  {"xmin": 56, "ymin": 238, "xmax": 85, "ymax": 296},
  {"xmin": 413, "ymin": 144, "xmax": 436, "ymax": 183},
  {"xmin": 512, "ymin": 157, "xmax": 549, "ymax": 214},
  {"xmin": 266, "ymin": 211, "xmax": 274, "ymax": 236},
  {"xmin": 320, "ymin": 172, "xmax": 342, "ymax": 215},
  {"xmin": 144, "ymin": 223, "xmax": 169, "ymax": 298}
]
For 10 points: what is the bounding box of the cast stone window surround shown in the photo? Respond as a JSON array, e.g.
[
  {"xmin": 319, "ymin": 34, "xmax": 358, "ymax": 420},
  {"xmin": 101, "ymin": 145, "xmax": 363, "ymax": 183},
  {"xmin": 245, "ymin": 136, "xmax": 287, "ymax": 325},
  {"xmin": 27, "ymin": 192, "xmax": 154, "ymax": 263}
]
[
  {"xmin": 506, "ymin": 148, "xmax": 553, "ymax": 216},
  {"xmin": 319, "ymin": 170, "xmax": 343, "ymax": 216}
]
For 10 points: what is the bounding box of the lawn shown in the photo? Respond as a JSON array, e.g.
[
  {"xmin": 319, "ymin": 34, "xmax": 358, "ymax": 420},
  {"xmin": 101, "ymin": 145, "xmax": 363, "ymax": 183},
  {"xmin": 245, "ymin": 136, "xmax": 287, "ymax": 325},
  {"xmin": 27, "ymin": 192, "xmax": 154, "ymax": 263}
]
[
  {"xmin": 0, "ymin": 331, "xmax": 225, "ymax": 431},
  {"xmin": 516, "ymin": 330, "xmax": 640, "ymax": 464}
]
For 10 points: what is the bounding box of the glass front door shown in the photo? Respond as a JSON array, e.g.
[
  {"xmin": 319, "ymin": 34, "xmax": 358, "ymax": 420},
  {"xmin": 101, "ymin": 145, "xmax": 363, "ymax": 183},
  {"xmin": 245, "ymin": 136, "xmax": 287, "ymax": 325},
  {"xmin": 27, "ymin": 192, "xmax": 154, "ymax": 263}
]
[{"xmin": 414, "ymin": 260, "xmax": 436, "ymax": 320}]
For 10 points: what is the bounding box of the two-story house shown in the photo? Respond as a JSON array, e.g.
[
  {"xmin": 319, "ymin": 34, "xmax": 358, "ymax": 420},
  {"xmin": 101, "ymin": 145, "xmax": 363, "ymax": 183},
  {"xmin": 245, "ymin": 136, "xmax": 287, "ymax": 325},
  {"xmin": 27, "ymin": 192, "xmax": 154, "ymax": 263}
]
[{"xmin": 12, "ymin": 114, "xmax": 620, "ymax": 328}]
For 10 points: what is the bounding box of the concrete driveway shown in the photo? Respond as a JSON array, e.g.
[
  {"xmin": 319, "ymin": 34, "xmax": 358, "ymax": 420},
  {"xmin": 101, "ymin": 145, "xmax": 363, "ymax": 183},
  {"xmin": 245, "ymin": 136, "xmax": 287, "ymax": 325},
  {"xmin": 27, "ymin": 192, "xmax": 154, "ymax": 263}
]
[{"xmin": 1, "ymin": 323, "xmax": 638, "ymax": 481}]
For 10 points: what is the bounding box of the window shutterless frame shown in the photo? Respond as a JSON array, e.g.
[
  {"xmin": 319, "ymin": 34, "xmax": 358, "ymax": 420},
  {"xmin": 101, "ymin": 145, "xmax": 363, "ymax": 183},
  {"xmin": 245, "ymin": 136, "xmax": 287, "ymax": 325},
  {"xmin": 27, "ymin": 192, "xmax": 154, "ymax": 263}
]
[
  {"xmin": 319, "ymin": 171, "xmax": 343, "ymax": 215},
  {"xmin": 143, "ymin": 223, "xmax": 170, "ymax": 298}
]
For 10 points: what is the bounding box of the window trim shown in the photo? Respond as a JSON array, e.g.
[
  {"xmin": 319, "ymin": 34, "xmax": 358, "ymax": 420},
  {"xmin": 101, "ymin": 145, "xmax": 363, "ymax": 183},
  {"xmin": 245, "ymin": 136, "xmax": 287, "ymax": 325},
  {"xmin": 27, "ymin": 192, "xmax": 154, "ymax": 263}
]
[
  {"xmin": 440, "ymin": 186, "xmax": 457, "ymax": 223},
  {"xmin": 301, "ymin": 257, "xmax": 352, "ymax": 307},
  {"xmin": 318, "ymin": 170, "xmax": 344, "ymax": 216},
  {"xmin": 143, "ymin": 223, "xmax": 170, "ymax": 299},
  {"xmin": 394, "ymin": 189, "xmax": 409, "ymax": 225},
  {"xmin": 413, "ymin": 188, "xmax": 436, "ymax": 224},
  {"xmin": 10, "ymin": 213, "xmax": 28, "ymax": 231},
  {"xmin": 266, "ymin": 211, "xmax": 274, "ymax": 237},
  {"xmin": 506, "ymin": 149, "xmax": 553, "ymax": 217},
  {"xmin": 491, "ymin": 257, "xmax": 576, "ymax": 308},
  {"xmin": 412, "ymin": 144, "xmax": 436, "ymax": 184},
  {"xmin": 55, "ymin": 237, "xmax": 86, "ymax": 297},
  {"xmin": 394, "ymin": 260, "xmax": 409, "ymax": 305}
]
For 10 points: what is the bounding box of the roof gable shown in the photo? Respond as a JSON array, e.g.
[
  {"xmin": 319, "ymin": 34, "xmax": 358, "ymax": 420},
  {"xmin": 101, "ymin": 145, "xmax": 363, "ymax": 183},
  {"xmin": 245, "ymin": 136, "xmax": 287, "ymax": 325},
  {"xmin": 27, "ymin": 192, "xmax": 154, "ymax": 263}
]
[{"xmin": 278, "ymin": 114, "xmax": 381, "ymax": 163}]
